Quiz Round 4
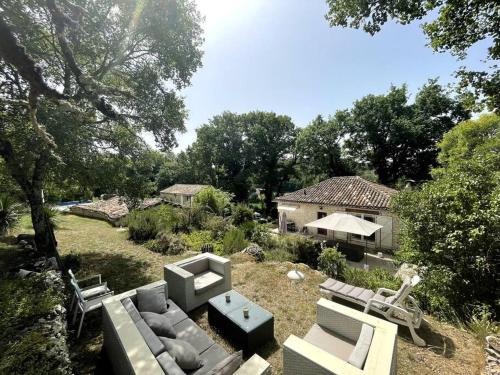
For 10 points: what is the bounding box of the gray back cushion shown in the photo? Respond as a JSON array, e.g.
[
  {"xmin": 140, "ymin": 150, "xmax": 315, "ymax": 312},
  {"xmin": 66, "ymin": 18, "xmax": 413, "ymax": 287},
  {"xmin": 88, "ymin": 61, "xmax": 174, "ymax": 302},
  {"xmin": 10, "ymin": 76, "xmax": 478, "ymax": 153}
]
[
  {"xmin": 181, "ymin": 258, "xmax": 209, "ymax": 275},
  {"xmin": 159, "ymin": 337, "xmax": 204, "ymax": 371},
  {"xmin": 135, "ymin": 319, "xmax": 166, "ymax": 357},
  {"xmin": 122, "ymin": 297, "xmax": 142, "ymax": 323},
  {"xmin": 347, "ymin": 323, "xmax": 374, "ymax": 369},
  {"xmin": 137, "ymin": 286, "xmax": 168, "ymax": 314},
  {"xmin": 205, "ymin": 350, "xmax": 243, "ymax": 375},
  {"xmin": 141, "ymin": 311, "xmax": 176, "ymax": 338}
]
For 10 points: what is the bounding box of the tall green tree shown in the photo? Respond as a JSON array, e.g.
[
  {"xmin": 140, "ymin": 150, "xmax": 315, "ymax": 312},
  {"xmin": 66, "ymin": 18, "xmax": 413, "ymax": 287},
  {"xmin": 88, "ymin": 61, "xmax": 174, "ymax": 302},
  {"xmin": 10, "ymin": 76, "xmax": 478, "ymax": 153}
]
[
  {"xmin": 0, "ymin": 0, "xmax": 203, "ymax": 252},
  {"xmin": 345, "ymin": 81, "xmax": 468, "ymax": 185},
  {"xmin": 296, "ymin": 113, "xmax": 354, "ymax": 185},
  {"xmin": 392, "ymin": 114, "xmax": 500, "ymax": 318},
  {"xmin": 325, "ymin": 0, "xmax": 500, "ymax": 111},
  {"xmin": 243, "ymin": 111, "xmax": 296, "ymax": 214}
]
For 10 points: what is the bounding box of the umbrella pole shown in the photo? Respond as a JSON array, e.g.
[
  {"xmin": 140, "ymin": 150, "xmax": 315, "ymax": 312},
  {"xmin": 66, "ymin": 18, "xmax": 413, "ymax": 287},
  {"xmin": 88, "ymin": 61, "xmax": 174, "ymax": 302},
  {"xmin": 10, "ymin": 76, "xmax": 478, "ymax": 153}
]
[{"xmin": 364, "ymin": 238, "xmax": 368, "ymax": 270}]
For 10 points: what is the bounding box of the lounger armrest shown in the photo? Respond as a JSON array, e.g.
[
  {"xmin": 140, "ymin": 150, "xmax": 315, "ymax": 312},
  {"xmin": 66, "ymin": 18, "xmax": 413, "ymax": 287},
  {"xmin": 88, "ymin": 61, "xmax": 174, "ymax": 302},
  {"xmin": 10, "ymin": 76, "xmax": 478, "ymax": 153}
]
[
  {"xmin": 283, "ymin": 335, "xmax": 364, "ymax": 375},
  {"xmin": 365, "ymin": 299, "xmax": 408, "ymax": 316},
  {"xmin": 234, "ymin": 354, "xmax": 271, "ymax": 375},
  {"xmin": 81, "ymin": 281, "xmax": 108, "ymax": 291},
  {"xmin": 375, "ymin": 287, "xmax": 397, "ymax": 296}
]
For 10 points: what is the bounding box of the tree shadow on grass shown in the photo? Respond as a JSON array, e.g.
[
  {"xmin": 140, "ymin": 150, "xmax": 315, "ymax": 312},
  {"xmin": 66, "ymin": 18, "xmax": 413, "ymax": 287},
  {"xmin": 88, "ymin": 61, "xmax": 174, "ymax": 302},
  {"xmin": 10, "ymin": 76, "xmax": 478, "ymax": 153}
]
[
  {"xmin": 331, "ymin": 297, "xmax": 456, "ymax": 358},
  {"xmin": 63, "ymin": 251, "xmax": 159, "ymax": 375}
]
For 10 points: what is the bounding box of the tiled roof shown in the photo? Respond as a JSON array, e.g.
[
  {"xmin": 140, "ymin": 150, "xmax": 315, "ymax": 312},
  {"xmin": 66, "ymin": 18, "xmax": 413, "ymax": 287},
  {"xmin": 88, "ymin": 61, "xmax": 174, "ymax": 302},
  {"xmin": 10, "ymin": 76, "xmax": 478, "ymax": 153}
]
[
  {"xmin": 275, "ymin": 176, "xmax": 397, "ymax": 209},
  {"xmin": 160, "ymin": 184, "xmax": 210, "ymax": 196}
]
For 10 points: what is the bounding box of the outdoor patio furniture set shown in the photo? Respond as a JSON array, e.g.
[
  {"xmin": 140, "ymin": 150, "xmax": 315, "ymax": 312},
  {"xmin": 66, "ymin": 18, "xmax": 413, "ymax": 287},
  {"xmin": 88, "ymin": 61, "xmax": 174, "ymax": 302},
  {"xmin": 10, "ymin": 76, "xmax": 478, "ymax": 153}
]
[{"xmin": 68, "ymin": 252, "xmax": 424, "ymax": 374}]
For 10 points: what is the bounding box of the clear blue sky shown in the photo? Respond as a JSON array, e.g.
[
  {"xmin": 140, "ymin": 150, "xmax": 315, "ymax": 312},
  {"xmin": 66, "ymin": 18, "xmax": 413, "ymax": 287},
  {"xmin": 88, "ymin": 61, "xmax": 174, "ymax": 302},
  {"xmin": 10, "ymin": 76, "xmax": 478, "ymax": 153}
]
[{"xmin": 168, "ymin": 0, "xmax": 489, "ymax": 151}]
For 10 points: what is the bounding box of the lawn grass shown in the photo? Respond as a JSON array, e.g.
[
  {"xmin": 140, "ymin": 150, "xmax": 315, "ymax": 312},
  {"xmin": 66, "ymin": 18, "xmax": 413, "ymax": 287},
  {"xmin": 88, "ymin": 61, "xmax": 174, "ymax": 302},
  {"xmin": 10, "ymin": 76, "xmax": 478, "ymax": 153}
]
[{"xmin": 3, "ymin": 213, "xmax": 485, "ymax": 374}]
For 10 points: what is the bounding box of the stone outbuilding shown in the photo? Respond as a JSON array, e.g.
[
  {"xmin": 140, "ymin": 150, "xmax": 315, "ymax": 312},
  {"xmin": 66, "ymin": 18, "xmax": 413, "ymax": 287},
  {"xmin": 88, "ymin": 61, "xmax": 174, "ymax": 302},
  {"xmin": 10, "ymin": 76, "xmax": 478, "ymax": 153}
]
[{"xmin": 160, "ymin": 184, "xmax": 210, "ymax": 207}]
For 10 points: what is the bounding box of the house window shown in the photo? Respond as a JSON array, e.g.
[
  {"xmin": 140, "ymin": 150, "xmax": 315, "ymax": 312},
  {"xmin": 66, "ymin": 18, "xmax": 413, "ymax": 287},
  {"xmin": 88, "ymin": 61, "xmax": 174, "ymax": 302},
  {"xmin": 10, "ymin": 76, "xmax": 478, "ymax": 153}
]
[
  {"xmin": 351, "ymin": 214, "xmax": 376, "ymax": 242},
  {"xmin": 317, "ymin": 212, "xmax": 327, "ymax": 235}
]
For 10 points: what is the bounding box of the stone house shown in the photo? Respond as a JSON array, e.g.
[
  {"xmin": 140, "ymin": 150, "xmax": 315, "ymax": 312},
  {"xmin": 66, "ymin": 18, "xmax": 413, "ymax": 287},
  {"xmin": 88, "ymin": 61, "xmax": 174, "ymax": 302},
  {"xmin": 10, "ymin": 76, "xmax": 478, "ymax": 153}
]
[
  {"xmin": 275, "ymin": 176, "xmax": 400, "ymax": 252},
  {"xmin": 160, "ymin": 184, "xmax": 210, "ymax": 207}
]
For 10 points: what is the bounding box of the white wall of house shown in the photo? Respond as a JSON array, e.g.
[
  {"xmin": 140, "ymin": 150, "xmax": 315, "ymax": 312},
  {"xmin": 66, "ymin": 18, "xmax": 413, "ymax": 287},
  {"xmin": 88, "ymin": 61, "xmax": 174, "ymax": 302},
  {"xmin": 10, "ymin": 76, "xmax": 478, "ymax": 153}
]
[
  {"xmin": 277, "ymin": 202, "xmax": 399, "ymax": 251},
  {"xmin": 160, "ymin": 193, "xmax": 194, "ymax": 207}
]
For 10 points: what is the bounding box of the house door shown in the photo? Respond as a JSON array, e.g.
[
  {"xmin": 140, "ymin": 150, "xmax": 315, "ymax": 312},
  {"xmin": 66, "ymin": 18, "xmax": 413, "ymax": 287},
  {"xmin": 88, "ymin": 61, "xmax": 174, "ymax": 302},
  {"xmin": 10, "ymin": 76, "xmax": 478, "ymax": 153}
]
[{"xmin": 317, "ymin": 212, "xmax": 327, "ymax": 236}]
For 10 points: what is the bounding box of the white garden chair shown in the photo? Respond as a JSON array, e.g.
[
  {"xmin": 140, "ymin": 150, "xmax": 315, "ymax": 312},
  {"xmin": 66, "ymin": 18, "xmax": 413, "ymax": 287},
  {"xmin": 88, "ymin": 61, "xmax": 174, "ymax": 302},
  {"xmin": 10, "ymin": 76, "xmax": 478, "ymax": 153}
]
[
  {"xmin": 68, "ymin": 269, "xmax": 111, "ymax": 313},
  {"xmin": 70, "ymin": 278, "xmax": 114, "ymax": 338},
  {"xmin": 320, "ymin": 275, "xmax": 426, "ymax": 346}
]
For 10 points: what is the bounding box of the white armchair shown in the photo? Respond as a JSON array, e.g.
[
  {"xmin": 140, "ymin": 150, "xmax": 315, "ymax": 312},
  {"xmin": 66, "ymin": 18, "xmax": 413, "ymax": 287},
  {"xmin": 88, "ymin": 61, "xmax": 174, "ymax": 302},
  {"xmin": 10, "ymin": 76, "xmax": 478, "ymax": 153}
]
[
  {"xmin": 283, "ymin": 298, "xmax": 397, "ymax": 375},
  {"xmin": 164, "ymin": 253, "xmax": 231, "ymax": 312}
]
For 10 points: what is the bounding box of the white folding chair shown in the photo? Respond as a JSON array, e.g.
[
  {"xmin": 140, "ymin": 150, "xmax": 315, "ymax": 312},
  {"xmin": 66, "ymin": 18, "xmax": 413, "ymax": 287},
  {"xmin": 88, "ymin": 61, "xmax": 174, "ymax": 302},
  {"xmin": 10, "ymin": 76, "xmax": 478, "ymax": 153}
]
[{"xmin": 68, "ymin": 269, "xmax": 111, "ymax": 313}]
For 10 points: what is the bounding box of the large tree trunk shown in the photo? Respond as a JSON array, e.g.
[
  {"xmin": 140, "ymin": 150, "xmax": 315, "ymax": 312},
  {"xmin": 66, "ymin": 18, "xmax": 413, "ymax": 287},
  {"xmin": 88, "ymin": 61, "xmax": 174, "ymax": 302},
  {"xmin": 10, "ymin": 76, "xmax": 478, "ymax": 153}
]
[{"xmin": 28, "ymin": 188, "xmax": 54, "ymax": 254}]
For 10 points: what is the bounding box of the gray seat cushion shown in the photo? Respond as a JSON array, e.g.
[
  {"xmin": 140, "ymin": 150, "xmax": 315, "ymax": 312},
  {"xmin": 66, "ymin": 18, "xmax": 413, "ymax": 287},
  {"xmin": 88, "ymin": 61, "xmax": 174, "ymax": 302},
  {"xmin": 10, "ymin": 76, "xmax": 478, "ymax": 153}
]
[
  {"xmin": 135, "ymin": 319, "xmax": 166, "ymax": 357},
  {"xmin": 347, "ymin": 323, "xmax": 374, "ymax": 369},
  {"xmin": 188, "ymin": 344, "xmax": 230, "ymax": 375},
  {"xmin": 141, "ymin": 311, "xmax": 177, "ymax": 338},
  {"xmin": 122, "ymin": 297, "xmax": 142, "ymax": 323},
  {"xmin": 205, "ymin": 350, "xmax": 242, "ymax": 375},
  {"xmin": 164, "ymin": 299, "xmax": 189, "ymax": 326},
  {"xmin": 194, "ymin": 271, "xmax": 224, "ymax": 295},
  {"xmin": 303, "ymin": 323, "xmax": 355, "ymax": 361},
  {"xmin": 174, "ymin": 318, "xmax": 215, "ymax": 354},
  {"xmin": 156, "ymin": 352, "xmax": 185, "ymax": 375},
  {"xmin": 137, "ymin": 286, "xmax": 168, "ymax": 314},
  {"xmin": 159, "ymin": 337, "xmax": 204, "ymax": 371}
]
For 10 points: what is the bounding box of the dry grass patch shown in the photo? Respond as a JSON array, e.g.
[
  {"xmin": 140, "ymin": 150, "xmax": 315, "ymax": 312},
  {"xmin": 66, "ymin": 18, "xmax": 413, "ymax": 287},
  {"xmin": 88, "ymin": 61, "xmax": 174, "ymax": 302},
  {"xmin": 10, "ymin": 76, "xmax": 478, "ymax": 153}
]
[{"xmin": 5, "ymin": 214, "xmax": 484, "ymax": 374}]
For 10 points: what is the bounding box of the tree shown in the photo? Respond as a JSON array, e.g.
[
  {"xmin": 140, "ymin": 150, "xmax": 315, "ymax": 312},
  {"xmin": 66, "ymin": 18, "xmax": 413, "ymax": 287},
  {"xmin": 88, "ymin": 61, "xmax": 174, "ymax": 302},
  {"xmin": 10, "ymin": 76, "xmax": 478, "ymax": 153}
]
[
  {"xmin": 296, "ymin": 113, "xmax": 354, "ymax": 185},
  {"xmin": 0, "ymin": 0, "xmax": 203, "ymax": 252},
  {"xmin": 392, "ymin": 114, "xmax": 500, "ymax": 318},
  {"xmin": 325, "ymin": 0, "xmax": 500, "ymax": 111},
  {"xmin": 243, "ymin": 111, "xmax": 297, "ymax": 214},
  {"xmin": 345, "ymin": 81, "xmax": 468, "ymax": 185},
  {"xmin": 193, "ymin": 186, "xmax": 232, "ymax": 216}
]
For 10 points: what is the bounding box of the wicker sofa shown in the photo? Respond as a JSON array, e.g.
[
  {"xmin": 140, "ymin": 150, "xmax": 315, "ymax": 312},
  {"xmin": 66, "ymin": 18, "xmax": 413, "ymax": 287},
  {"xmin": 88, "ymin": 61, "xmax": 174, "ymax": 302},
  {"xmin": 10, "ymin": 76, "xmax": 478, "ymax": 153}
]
[
  {"xmin": 102, "ymin": 280, "xmax": 270, "ymax": 375},
  {"xmin": 164, "ymin": 253, "xmax": 231, "ymax": 312},
  {"xmin": 283, "ymin": 298, "xmax": 397, "ymax": 375}
]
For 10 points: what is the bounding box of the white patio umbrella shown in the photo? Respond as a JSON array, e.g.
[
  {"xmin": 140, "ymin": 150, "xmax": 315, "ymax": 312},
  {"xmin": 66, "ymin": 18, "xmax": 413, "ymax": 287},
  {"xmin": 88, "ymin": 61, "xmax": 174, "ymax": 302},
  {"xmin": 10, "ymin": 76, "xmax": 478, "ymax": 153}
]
[{"xmin": 305, "ymin": 213, "xmax": 383, "ymax": 266}]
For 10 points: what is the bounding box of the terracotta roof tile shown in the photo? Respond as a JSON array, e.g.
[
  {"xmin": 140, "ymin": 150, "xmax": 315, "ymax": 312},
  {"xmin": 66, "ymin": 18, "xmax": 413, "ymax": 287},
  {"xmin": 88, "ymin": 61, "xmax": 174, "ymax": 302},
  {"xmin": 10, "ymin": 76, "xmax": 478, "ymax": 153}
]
[
  {"xmin": 160, "ymin": 184, "xmax": 210, "ymax": 196},
  {"xmin": 275, "ymin": 176, "xmax": 397, "ymax": 209}
]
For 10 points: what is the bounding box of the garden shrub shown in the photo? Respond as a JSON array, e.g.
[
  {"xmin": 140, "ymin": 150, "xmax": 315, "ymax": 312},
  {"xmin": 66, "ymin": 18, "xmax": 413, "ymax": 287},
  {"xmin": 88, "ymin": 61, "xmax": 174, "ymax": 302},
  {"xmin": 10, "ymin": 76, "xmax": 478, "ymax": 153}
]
[
  {"xmin": 250, "ymin": 224, "xmax": 273, "ymax": 248},
  {"xmin": 193, "ymin": 186, "xmax": 232, "ymax": 215},
  {"xmin": 181, "ymin": 230, "xmax": 216, "ymax": 252},
  {"xmin": 279, "ymin": 235, "xmax": 321, "ymax": 268},
  {"xmin": 343, "ymin": 267, "xmax": 402, "ymax": 292},
  {"xmin": 231, "ymin": 204, "xmax": 254, "ymax": 225},
  {"xmin": 127, "ymin": 209, "xmax": 161, "ymax": 241},
  {"xmin": 0, "ymin": 193, "xmax": 21, "ymax": 235},
  {"xmin": 145, "ymin": 232, "xmax": 187, "ymax": 255},
  {"xmin": 223, "ymin": 228, "xmax": 248, "ymax": 254},
  {"xmin": 318, "ymin": 247, "xmax": 347, "ymax": 279},
  {"xmin": 201, "ymin": 215, "xmax": 232, "ymax": 240},
  {"xmin": 239, "ymin": 220, "xmax": 257, "ymax": 239}
]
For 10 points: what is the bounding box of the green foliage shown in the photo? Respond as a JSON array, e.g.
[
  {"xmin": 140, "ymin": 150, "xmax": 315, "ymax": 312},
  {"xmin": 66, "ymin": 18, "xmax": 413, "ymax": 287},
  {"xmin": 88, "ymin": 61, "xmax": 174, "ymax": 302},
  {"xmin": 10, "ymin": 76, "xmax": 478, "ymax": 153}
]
[
  {"xmin": 250, "ymin": 224, "xmax": 273, "ymax": 247},
  {"xmin": 0, "ymin": 194, "xmax": 21, "ymax": 235},
  {"xmin": 344, "ymin": 81, "xmax": 468, "ymax": 184},
  {"xmin": 465, "ymin": 305, "xmax": 499, "ymax": 342},
  {"xmin": 126, "ymin": 209, "xmax": 161, "ymax": 242},
  {"xmin": 181, "ymin": 231, "xmax": 215, "ymax": 252},
  {"xmin": 263, "ymin": 248, "xmax": 297, "ymax": 263},
  {"xmin": 343, "ymin": 267, "xmax": 402, "ymax": 292},
  {"xmin": 392, "ymin": 114, "xmax": 500, "ymax": 319},
  {"xmin": 201, "ymin": 215, "xmax": 232, "ymax": 240},
  {"xmin": 276, "ymin": 235, "xmax": 321, "ymax": 268},
  {"xmin": 318, "ymin": 247, "xmax": 347, "ymax": 279},
  {"xmin": 43, "ymin": 206, "xmax": 60, "ymax": 229},
  {"xmin": 231, "ymin": 204, "xmax": 254, "ymax": 226},
  {"xmin": 145, "ymin": 232, "xmax": 187, "ymax": 255},
  {"xmin": 324, "ymin": 0, "xmax": 499, "ymax": 111},
  {"xmin": 222, "ymin": 228, "xmax": 249, "ymax": 255},
  {"xmin": 239, "ymin": 220, "xmax": 257, "ymax": 240},
  {"xmin": 193, "ymin": 187, "xmax": 232, "ymax": 216}
]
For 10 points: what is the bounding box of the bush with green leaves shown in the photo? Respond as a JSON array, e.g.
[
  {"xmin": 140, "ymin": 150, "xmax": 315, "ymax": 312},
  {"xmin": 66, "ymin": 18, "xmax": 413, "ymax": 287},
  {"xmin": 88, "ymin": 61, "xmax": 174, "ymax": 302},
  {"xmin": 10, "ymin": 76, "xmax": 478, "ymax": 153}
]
[
  {"xmin": 239, "ymin": 220, "xmax": 257, "ymax": 239},
  {"xmin": 231, "ymin": 204, "xmax": 254, "ymax": 225},
  {"xmin": 392, "ymin": 114, "xmax": 500, "ymax": 319},
  {"xmin": 250, "ymin": 224, "xmax": 273, "ymax": 248},
  {"xmin": 43, "ymin": 206, "xmax": 60, "ymax": 229},
  {"xmin": 201, "ymin": 215, "xmax": 232, "ymax": 240},
  {"xmin": 343, "ymin": 267, "xmax": 402, "ymax": 292},
  {"xmin": 222, "ymin": 228, "xmax": 249, "ymax": 254},
  {"xmin": 0, "ymin": 194, "xmax": 21, "ymax": 235},
  {"xmin": 318, "ymin": 247, "xmax": 347, "ymax": 279},
  {"xmin": 181, "ymin": 230, "xmax": 216, "ymax": 252},
  {"xmin": 193, "ymin": 186, "xmax": 232, "ymax": 215},
  {"xmin": 126, "ymin": 208, "xmax": 161, "ymax": 242},
  {"xmin": 279, "ymin": 235, "xmax": 322, "ymax": 268},
  {"xmin": 145, "ymin": 232, "xmax": 187, "ymax": 255}
]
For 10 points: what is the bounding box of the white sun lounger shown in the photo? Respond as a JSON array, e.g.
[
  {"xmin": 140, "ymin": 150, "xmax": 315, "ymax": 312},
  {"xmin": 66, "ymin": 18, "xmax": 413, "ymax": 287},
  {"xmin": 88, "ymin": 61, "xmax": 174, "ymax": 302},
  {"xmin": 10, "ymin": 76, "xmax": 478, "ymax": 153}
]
[{"xmin": 319, "ymin": 275, "xmax": 426, "ymax": 346}]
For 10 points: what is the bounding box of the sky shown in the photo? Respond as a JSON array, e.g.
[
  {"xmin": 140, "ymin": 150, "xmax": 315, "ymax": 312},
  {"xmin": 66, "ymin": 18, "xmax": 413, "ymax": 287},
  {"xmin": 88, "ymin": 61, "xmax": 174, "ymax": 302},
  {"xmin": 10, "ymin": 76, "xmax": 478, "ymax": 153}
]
[{"xmin": 163, "ymin": 0, "xmax": 490, "ymax": 152}]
